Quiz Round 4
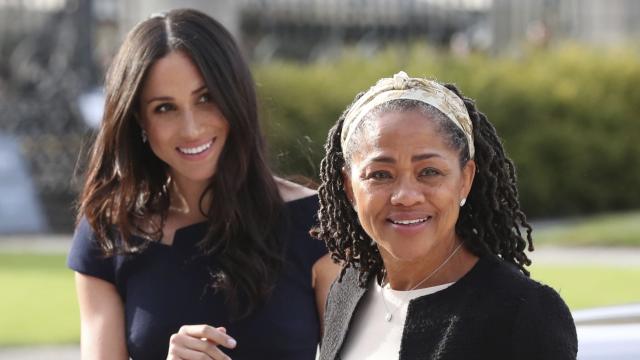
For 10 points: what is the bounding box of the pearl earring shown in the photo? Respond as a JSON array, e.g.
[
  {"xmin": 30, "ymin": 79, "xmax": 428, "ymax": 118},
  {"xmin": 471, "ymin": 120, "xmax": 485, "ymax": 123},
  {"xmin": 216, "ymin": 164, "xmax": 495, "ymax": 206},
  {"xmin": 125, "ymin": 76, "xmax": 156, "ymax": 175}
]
[
  {"xmin": 141, "ymin": 129, "xmax": 148, "ymax": 143},
  {"xmin": 460, "ymin": 198, "xmax": 466, "ymax": 207}
]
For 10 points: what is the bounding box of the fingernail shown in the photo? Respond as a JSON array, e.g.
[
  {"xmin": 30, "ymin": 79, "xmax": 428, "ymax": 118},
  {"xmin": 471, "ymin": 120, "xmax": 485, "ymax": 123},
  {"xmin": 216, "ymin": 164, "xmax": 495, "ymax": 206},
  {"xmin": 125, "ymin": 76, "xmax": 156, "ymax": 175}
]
[{"xmin": 227, "ymin": 338, "xmax": 237, "ymax": 347}]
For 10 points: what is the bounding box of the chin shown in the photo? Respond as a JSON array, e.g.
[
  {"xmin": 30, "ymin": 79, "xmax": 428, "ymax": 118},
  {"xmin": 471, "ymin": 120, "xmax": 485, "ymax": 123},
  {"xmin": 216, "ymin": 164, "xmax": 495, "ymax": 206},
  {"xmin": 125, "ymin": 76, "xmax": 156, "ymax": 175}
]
[
  {"xmin": 172, "ymin": 167, "xmax": 217, "ymax": 184},
  {"xmin": 379, "ymin": 243, "xmax": 432, "ymax": 263}
]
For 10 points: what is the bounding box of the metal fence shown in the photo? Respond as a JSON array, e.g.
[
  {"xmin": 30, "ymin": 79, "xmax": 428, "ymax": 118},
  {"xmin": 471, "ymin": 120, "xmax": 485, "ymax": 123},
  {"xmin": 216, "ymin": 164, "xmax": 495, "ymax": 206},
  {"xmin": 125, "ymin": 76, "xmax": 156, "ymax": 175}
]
[
  {"xmin": 0, "ymin": 0, "xmax": 97, "ymax": 232},
  {"xmin": 240, "ymin": 0, "xmax": 490, "ymax": 61}
]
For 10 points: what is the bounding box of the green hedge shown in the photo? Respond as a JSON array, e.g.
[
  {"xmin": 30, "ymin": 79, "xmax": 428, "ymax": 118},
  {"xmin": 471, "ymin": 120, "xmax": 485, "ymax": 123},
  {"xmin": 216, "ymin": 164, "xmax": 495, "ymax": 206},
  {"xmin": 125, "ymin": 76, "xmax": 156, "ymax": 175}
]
[{"xmin": 253, "ymin": 44, "xmax": 640, "ymax": 217}]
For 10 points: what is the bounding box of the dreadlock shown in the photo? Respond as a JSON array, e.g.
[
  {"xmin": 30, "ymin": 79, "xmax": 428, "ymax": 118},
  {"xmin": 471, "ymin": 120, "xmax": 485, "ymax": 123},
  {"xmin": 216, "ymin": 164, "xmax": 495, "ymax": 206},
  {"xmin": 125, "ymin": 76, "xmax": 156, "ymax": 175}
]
[{"xmin": 315, "ymin": 83, "xmax": 534, "ymax": 287}]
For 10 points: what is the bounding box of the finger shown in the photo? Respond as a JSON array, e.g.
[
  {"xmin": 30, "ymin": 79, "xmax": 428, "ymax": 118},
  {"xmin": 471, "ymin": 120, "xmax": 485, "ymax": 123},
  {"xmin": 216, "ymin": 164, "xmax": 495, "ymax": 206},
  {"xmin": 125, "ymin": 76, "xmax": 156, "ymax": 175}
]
[
  {"xmin": 166, "ymin": 355, "xmax": 186, "ymax": 360},
  {"xmin": 172, "ymin": 346, "xmax": 214, "ymax": 360},
  {"xmin": 175, "ymin": 335, "xmax": 231, "ymax": 360},
  {"xmin": 168, "ymin": 334, "xmax": 197, "ymax": 360},
  {"xmin": 178, "ymin": 325, "xmax": 237, "ymax": 349},
  {"xmin": 217, "ymin": 327, "xmax": 226, "ymax": 334}
]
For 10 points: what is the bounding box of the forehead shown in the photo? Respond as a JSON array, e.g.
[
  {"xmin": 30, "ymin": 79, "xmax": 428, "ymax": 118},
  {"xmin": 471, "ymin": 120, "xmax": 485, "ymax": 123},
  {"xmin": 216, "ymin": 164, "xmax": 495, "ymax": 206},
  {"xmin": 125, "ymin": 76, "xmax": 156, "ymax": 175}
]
[
  {"xmin": 141, "ymin": 51, "xmax": 204, "ymax": 97},
  {"xmin": 348, "ymin": 110, "xmax": 453, "ymax": 163}
]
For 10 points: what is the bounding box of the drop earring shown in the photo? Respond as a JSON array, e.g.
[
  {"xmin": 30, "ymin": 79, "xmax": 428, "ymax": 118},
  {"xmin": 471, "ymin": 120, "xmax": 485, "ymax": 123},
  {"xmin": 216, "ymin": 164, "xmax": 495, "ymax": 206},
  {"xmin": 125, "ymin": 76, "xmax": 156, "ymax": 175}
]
[
  {"xmin": 460, "ymin": 198, "xmax": 467, "ymax": 207},
  {"xmin": 141, "ymin": 129, "xmax": 148, "ymax": 143}
]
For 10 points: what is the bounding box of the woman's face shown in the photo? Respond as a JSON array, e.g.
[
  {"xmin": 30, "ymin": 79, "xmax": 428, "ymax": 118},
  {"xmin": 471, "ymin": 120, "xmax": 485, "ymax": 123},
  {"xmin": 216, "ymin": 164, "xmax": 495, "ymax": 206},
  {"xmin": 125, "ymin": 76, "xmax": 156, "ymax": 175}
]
[
  {"xmin": 139, "ymin": 50, "xmax": 229, "ymax": 189},
  {"xmin": 343, "ymin": 110, "xmax": 475, "ymax": 263}
]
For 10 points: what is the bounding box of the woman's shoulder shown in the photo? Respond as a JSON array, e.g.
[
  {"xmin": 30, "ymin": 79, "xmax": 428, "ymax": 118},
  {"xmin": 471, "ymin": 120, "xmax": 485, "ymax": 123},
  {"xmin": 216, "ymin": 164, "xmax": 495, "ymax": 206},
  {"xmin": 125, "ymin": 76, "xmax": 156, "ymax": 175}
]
[
  {"xmin": 477, "ymin": 256, "xmax": 575, "ymax": 325},
  {"xmin": 468, "ymin": 256, "xmax": 569, "ymax": 309},
  {"xmin": 509, "ymin": 273, "xmax": 577, "ymax": 357},
  {"xmin": 68, "ymin": 216, "xmax": 119, "ymax": 283}
]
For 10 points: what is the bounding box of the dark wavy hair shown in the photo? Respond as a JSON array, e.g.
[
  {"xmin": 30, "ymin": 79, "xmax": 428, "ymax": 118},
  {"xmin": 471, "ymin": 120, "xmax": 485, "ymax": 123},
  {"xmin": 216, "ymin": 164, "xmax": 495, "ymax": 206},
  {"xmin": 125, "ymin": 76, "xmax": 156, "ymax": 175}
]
[
  {"xmin": 315, "ymin": 82, "xmax": 534, "ymax": 286},
  {"xmin": 77, "ymin": 8, "xmax": 284, "ymax": 317}
]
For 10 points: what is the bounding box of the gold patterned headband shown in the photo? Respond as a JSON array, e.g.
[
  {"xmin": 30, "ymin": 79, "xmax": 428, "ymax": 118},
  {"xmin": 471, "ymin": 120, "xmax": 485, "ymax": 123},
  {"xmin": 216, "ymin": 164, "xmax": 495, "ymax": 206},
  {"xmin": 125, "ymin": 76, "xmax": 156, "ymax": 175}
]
[{"xmin": 340, "ymin": 71, "xmax": 474, "ymax": 159}]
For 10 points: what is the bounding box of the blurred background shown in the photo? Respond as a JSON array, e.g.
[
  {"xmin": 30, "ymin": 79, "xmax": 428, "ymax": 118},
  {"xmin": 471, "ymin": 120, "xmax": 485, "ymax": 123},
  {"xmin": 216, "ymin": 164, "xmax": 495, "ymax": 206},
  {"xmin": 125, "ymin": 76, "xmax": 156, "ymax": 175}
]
[{"xmin": 0, "ymin": 0, "xmax": 639, "ymax": 357}]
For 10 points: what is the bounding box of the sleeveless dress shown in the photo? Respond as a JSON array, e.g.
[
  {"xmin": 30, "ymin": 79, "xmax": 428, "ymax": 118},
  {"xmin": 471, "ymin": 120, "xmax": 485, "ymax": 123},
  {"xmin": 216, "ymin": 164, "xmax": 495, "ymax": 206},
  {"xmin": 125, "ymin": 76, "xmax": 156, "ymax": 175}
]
[{"xmin": 68, "ymin": 195, "xmax": 326, "ymax": 360}]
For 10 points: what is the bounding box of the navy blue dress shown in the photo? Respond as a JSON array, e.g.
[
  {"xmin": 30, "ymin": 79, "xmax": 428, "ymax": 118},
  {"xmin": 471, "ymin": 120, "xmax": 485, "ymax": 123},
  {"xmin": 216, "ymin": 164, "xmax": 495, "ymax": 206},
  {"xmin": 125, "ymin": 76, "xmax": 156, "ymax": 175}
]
[{"xmin": 68, "ymin": 195, "xmax": 327, "ymax": 360}]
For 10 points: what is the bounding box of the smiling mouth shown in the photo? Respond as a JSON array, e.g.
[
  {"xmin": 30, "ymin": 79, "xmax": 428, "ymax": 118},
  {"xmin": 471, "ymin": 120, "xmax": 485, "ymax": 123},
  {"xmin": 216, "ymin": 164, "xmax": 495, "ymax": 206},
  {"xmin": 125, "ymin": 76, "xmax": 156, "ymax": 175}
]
[
  {"xmin": 389, "ymin": 216, "xmax": 432, "ymax": 225},
  {"xmin": 177, "ymin": 138, "xmax": 214, "ymax": 155}
]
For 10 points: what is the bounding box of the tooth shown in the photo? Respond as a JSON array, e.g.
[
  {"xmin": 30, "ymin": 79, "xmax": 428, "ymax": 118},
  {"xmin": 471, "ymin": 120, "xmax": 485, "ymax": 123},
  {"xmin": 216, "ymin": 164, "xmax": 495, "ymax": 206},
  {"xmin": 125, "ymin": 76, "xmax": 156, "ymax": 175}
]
[
  {"xmin": 393, "ymin": 218, "xmax": 426, "ymax": 225},
  {"xmin": 179, "ymin": 141, "xmax": 212, "ymax": 155}
]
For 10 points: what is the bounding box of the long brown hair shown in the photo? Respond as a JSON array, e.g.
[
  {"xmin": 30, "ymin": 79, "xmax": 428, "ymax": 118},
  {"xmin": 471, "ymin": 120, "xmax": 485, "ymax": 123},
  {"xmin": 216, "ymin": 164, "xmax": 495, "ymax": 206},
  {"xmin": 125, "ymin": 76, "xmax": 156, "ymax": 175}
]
[{"xmin": 77, "ymin": 8, "xmax": 284, "ymax": 317}]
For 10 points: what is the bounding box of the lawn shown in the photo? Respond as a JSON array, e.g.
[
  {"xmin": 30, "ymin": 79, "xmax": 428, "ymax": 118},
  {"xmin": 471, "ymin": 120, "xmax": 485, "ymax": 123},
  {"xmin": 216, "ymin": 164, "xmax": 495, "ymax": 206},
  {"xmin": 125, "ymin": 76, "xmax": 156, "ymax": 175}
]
[
  {"xmin": 1, "ymin": 250, "xmax": 640, "ymax": 346},
  {"xmin": 531, "ymin": 264, "xmax": 640, "ymax": 310},
  {"xmin": 0, "ymin": 253, "xmax": 79, "ymax": 346}
]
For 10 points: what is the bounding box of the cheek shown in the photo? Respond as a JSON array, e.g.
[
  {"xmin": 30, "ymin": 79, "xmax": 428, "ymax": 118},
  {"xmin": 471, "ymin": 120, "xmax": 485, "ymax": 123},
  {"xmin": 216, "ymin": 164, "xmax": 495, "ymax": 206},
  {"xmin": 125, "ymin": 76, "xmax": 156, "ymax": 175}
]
[
  {"xmin": 353, "ymin": 183, "xmax": 387, "ymax": 214},
  {"xmin": 204, "ymin": 109, "xmax": 230, "ymax": 130},
  {"xmin": 431, "ymin": 187, "xmax": 462, "ymax": 224},
  {"xmin": 145, "ymin": 124, "xmax": 177, "ymax": 159},
  {"xmin": 145, "ymin": 121, "xmax": 171, "ymax": 141}
]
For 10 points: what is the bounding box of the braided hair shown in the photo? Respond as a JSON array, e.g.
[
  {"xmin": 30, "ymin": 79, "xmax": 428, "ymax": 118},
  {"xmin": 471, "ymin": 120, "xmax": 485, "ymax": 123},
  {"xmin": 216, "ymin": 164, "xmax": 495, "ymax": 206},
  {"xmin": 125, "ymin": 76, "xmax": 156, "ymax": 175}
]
[{"xmin": 315, "ymin": 83, "xmax": 534, "ymax": 287}]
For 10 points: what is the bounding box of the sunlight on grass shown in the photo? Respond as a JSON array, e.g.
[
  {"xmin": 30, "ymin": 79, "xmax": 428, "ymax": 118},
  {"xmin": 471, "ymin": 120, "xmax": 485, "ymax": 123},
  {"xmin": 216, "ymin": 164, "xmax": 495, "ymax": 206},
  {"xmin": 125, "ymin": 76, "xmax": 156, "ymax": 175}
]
[
  {"xmin": 0, "ymin": 253, "xmax": 79, "ymax": 346},
  {"xmin": 534, "ymin": 211, "xmax": 640, "ymax": 247},
  {"xmin": 531, "ymin": 264, "xmax": 640, "ymax": 309}
]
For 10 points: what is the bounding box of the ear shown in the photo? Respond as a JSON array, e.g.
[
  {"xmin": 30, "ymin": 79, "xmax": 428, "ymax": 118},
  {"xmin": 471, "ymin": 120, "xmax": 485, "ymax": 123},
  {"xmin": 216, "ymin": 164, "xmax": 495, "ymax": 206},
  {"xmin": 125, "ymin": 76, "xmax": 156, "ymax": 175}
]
[
  {"xmin": 460, "ymin": 159, "xmax": 476, "ymax": 201},
  {"xmin": 341, "ymin": 166, "xmax": 355, "ymax": 206}
]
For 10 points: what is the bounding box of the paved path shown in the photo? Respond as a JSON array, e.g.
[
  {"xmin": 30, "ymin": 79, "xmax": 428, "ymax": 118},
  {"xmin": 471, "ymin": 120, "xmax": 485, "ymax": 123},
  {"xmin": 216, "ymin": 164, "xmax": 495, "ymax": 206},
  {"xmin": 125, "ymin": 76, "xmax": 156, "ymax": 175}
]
[
  {"xmin": 0, "ymin": 234, "xmax": 71, "ymax": 253},
  {"xmin": 2, "ymin": 234, "xmax": 639, "ymax": 266},
  {"xmin": 530, "ymin": 245, "xmax": 640, "ymax": 266},
  {"xmin": 0, "ymin": 345, "xmax": 79, "ymax": 359},
  {"xmin": 1, "ymin": 235, "xmax": 639, "ymax": 359}
]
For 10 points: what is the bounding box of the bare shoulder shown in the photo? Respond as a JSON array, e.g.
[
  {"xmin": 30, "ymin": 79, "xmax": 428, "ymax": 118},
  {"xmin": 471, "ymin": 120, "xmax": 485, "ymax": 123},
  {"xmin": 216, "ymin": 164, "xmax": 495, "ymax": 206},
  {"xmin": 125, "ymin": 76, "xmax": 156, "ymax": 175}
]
[{"xmin": 275, "ymin": 176, "xmax": 317, "ymax": 202}]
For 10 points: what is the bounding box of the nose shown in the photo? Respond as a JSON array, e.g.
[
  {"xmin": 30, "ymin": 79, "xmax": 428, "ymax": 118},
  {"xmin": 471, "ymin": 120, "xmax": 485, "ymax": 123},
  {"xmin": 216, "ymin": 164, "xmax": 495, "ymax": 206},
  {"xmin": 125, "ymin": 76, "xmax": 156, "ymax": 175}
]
[
  {"xmin": 181, "ymin": 108, "xmax": 201, "ymax": 138},
  {"xmin": 390, "ymin": 176, "xmax": 425, "ymax": 207}
]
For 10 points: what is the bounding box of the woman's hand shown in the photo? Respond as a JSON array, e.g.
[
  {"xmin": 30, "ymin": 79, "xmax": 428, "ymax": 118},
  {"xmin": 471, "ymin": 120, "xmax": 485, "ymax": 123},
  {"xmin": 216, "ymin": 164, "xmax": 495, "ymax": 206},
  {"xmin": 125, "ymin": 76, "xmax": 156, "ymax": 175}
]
[{"xmin": 167, "ymin": 325, "xmax": 237, "ymax": 360}]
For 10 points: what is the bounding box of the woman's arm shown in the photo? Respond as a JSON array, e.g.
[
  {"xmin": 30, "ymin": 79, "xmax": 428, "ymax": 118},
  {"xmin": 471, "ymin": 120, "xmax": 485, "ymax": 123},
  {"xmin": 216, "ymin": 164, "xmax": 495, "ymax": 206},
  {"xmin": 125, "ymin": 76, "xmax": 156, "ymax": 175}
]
[
  {"xmin": 312, "ymin": 254, "xmax": 341, "ymax": 335},
  {"xmin": 275, "ymin": 176, "xmax": 341, "ymax": 332},
  {"xmin": 75, "ymin": 273, "xmax": 128, "ymax": 360}
]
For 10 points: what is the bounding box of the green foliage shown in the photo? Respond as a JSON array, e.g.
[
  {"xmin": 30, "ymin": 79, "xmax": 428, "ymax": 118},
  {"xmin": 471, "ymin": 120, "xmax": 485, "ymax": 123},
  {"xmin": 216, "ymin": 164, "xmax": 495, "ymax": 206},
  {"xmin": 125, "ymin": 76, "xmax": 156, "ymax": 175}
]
[
  {"xmin": 0, "ymin": 253, "xmax": 79, "ymax": 346},
  {"xmin": 254, "ymin": 44, "xmax": 640, "ymax": 217}
]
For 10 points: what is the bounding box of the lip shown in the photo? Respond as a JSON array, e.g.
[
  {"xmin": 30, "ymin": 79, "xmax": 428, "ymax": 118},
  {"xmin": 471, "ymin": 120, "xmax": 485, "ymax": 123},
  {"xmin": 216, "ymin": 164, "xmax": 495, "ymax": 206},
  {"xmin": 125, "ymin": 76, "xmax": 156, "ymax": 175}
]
[{"xmin": 175, "ymin": 137, "xmax": 216, "ymax": 160}]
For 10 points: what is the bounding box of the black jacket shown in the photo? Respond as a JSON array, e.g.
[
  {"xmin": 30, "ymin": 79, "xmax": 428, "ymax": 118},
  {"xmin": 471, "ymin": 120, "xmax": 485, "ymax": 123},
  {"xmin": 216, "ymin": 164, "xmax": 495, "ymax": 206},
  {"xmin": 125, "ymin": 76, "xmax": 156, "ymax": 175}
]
[{"xmin": 320, "ymin": 255, "xmax": 578, "ymax": 360}]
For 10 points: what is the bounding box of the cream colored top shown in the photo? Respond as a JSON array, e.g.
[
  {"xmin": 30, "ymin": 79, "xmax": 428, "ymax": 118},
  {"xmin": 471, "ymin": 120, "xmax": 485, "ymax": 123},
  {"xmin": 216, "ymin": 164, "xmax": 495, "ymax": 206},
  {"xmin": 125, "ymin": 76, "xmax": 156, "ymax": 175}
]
[{"xmin": 340, "ymin": 279, "xmax": 454, "ymax": 360}]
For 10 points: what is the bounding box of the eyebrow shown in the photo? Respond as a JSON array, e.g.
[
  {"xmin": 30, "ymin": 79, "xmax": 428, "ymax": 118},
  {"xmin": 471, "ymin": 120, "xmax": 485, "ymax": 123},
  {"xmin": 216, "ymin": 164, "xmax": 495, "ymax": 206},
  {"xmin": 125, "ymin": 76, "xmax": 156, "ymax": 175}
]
[
  {"xmin": 145, "ymin": 85, "xmax": 208, "ymax": 104},
  {"xmin": 369, "ymin": 153, "xmax": 442, "ymax": 163}
]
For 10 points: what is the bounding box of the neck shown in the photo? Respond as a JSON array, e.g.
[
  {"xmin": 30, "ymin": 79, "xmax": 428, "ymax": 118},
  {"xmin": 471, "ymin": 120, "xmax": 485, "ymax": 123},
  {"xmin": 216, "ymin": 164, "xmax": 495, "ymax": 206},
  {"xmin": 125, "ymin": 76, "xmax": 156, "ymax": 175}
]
[
  {"xmin": 381, "ymin": 238, "xmax": 475, "ymax": 291},
  {"xmin": 168, "ymin": 175, "xmax": 211, "ymax": 223}
]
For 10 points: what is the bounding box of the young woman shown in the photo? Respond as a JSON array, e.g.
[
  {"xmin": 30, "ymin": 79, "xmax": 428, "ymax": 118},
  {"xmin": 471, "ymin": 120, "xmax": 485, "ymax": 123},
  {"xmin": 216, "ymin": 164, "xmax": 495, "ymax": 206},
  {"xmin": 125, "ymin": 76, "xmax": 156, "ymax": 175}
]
[
  {"xmin": 315, "ymin": 72, "xmax": 577, "ymax": 359},
  {"xmin": 68, "ymin": 9, "xmax": 338, "ymax": 360}
]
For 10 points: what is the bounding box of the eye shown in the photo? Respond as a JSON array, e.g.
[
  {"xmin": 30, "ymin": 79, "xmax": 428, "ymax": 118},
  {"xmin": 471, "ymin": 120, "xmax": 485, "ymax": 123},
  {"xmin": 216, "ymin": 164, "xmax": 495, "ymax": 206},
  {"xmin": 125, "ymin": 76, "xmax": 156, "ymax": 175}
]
[
  {"xmin": 197, "ymin": 93, "xmax": 212, "ymax": 103},
  {"xmin": 366, "ymin": 170, "xmax": 393, "ymax": 181},
  {"xmin": 154, "ymin": 103, "xmax": 175, "ymax": 114},
  {"xmin": 419, "ymin": 167, "xmax": 441, "ymax": 177}
]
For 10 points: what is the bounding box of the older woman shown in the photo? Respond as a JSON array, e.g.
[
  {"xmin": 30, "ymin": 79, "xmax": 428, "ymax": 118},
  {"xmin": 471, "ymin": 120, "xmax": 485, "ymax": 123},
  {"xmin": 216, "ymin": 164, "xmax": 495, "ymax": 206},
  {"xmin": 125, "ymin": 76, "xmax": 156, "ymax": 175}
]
[{"xmin": 316, "ymin": 72, "xmax": 577, "ymax": 359}]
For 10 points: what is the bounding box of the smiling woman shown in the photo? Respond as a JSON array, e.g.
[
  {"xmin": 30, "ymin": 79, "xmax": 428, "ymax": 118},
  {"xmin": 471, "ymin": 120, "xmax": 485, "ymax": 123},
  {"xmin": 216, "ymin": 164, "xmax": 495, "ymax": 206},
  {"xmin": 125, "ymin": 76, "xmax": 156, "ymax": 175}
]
[
  {"xmin": 67, "ymin": 8, "xmax": 338, "ymax": 360},
  {"xmin": 341, "ymin": 109, "xmax": 475, "ymax": 270},
  {"xmin": 139, "ymin": 50, "xmax": 230, "ymax": 211},
  {"xmin": 316, "ymin": 72, "xmax": 578, "ymax": 359}
]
